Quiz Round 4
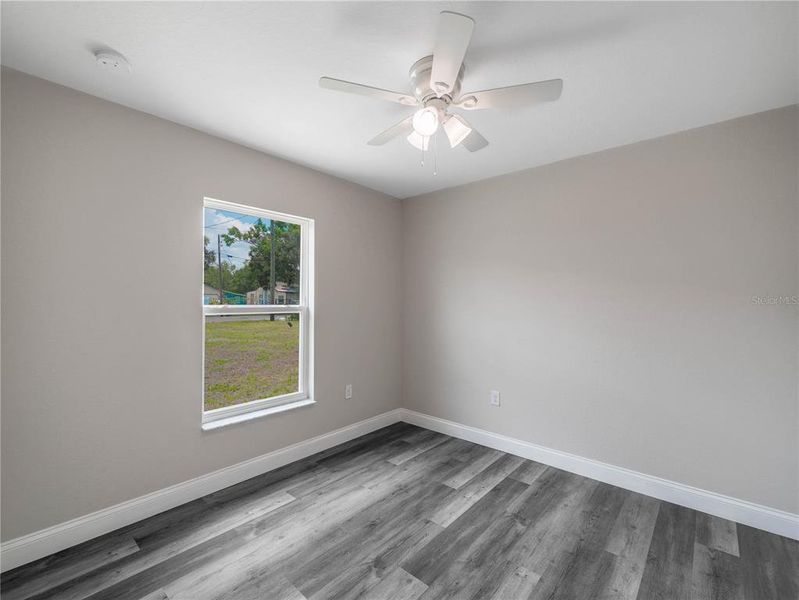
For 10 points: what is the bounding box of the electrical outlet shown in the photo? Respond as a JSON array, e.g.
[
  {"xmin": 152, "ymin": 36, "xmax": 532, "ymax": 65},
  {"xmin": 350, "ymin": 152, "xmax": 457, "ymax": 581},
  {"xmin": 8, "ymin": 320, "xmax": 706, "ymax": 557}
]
[
  {"xmin": 490, "ymin": 390, "xmax": 501, "ymax": 406},
  {"xmin": 345, "ymin": 384, "xmax": 353, "ymax": 400}
]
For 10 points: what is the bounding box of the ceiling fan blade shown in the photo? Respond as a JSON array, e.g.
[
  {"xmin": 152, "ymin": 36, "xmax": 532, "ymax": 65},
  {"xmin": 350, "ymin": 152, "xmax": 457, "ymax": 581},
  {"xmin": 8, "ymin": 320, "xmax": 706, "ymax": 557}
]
[
  {"xmin": 319, "ymin": 77, "xmax": 416, "ymax": 106},
  {"xmin": 457, "ymin": 79, "xmax": 563, "ymax": 110},
  {"xmin": 367, "ymin": 116, "xmax": 414, "ymax": 146},
  {"xmin": 430, "ymin": 11, "xmax": 475, "ymax": 97},
  {"xmin": 455, "ymin": 115, "xmax": 488, "ymax": 152}
]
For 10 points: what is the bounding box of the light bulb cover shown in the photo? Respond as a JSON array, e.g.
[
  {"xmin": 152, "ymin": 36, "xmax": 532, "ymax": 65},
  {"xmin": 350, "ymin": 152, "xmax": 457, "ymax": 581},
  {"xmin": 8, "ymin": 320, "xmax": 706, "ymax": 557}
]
[
  {"xmin": 412, "ymin": 107, "xmax": 440, "ymax": 137},
  {"xmin": 406, "ymin": 131, "xmax": 430, "ymax": 151},
  {"xmin": 443, "ymin": 114, "xmax": 473, "ymax": 148}
]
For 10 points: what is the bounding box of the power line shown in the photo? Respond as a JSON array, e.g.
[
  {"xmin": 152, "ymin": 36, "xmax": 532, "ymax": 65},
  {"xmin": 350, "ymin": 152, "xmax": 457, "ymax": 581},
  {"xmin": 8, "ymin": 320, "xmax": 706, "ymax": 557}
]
[{"xmin": 204, "ymin": 216, "xmax": 239, "ymax": 229}]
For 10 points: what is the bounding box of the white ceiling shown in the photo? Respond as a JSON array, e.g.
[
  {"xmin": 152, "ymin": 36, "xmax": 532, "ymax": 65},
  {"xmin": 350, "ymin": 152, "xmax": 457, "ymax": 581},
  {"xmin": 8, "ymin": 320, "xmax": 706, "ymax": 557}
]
[{"xmin": 2, "ymin": 2, "xmax": 797, "ymax": 198}]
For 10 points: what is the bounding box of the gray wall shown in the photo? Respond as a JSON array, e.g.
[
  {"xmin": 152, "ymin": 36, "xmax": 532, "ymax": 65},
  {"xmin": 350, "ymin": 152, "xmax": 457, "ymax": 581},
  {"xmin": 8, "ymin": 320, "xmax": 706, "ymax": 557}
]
[
  {"xmin": 403, "ymin": 106, "xmax": 799, "ymax": 513},
  {"xmin": 1, "ymin": 69, "xmax": 403, "ymax": 541},
  {"xmin": 2, "ymin": 68, "xmax": 797, "ymax": 542}
]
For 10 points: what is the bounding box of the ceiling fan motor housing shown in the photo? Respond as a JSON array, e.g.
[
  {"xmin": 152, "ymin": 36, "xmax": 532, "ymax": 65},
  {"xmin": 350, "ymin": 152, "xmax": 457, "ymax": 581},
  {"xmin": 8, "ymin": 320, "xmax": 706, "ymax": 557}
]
[{"xmin": 409, "ymin": 55, "xmax": 464, "ymax": 105}]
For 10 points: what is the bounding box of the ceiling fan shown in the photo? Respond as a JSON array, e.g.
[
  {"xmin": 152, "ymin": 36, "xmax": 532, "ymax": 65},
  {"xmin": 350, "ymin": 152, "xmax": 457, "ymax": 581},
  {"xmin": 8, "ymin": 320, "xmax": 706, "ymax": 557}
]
[{"xmin": 319, "ymin": 11, "xmax": 563, "ymax": 154}]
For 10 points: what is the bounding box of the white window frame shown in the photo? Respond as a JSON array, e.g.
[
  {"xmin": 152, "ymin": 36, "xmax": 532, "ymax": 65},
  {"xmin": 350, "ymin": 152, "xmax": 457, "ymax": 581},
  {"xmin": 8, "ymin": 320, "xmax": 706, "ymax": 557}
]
[{"xmin": 202, "ymin": 197, "xmax": 314, "ymax": 429}]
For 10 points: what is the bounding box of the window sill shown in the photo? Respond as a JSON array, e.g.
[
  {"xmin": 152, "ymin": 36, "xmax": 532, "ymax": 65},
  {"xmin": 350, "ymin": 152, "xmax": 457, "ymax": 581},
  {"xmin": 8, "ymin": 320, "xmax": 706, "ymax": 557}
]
[{"xmin": 201, "ymin": 398, "xmax": 316, "ymax": 431}]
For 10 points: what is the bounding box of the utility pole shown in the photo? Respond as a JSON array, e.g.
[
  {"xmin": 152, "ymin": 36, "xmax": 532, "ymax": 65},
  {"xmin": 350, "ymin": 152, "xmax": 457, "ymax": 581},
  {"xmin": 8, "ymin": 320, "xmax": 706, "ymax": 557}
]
[
  {"xmin": 217, "ymin": 234, "xmax": 224, "ymax": 304},
  {"xmin": 269, "ymin": 220, "xmax": 276, "ymax": 321}
]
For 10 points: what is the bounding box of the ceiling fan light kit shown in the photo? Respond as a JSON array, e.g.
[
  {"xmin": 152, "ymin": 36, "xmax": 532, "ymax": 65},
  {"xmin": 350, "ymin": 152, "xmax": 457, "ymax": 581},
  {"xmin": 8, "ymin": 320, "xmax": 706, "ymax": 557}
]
[
  {"xmin": 319, "ymin": 11, "xmax": 563, "ymax": 172},
  {"xmin": 443, "ymin": 114, "xmax": 473, "ymax": 148},
  {"xmin": 407, "ymin": 130, "xmax": 430, "ymax": 152},
  {"xmin": 412, "ymin": 105, "xmax": 440, "ymax": 137}
]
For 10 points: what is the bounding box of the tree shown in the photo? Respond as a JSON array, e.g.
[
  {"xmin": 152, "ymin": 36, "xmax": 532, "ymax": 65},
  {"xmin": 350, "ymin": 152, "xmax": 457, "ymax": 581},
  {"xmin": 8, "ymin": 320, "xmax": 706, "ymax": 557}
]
[
  {"xmin": 203, "ymin": 236, "xmax": 216, "ymax": 269},
  {"xmin": 204, "ymin": 259, "xmax": 238, "ymax": 293},
  {"xmin": 229, "ymin": 262, "xmax": 259, "ymax": 295},
  {"xmin": 222, "ymin": 219, "xmax": 301, "ymax": 295}
]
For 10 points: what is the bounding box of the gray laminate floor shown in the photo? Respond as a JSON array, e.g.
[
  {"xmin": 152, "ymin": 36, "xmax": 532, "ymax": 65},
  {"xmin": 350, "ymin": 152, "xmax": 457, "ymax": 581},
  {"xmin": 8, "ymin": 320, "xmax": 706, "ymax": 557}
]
[{"xmin": 2, "ymin": 423, "xmax": 797, "ymax": 600}]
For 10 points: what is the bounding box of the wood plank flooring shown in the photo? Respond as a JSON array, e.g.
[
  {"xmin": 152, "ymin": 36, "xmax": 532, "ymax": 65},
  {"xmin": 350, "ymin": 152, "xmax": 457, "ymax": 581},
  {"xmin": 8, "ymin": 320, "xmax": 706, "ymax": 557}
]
[{"xmin": 2, "ymin": 423, "xmax": 797, "ymax": 600}]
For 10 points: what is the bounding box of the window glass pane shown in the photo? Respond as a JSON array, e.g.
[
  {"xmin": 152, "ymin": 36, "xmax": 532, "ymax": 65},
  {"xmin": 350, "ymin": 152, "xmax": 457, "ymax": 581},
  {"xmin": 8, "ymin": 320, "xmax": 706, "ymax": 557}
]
[
  {"xmin": 204, "ymin": 206, "xmax": 301, "ymax": 305},
  {"xmin": 204, "ymin": 313, "xmax": 300, "ymax": 411}
]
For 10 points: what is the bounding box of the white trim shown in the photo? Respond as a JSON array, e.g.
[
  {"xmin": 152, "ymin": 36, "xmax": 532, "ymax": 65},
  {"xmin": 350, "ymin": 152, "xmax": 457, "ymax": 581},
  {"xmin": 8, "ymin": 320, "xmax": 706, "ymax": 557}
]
[
  {"xmin": 201, "ymin": 398, "xmax": 316, "ymax": 431},
  {"xmin": 203, "ymin": 391, "xmax": 309, "ymax": 423},
  {"xmin": 204, "ymin": 305, "xmax": 302, "ymax": 315},
  {"xmin": 0, "ymin": 409, "xmax": 403, "ymax": 572},
  {"xmin": 399, "ymin": 409, "xmax": 799, "ymax": 541},
  {"xmin": 204, "ymin": 197, "xmax": 309, "ymax": 228}
]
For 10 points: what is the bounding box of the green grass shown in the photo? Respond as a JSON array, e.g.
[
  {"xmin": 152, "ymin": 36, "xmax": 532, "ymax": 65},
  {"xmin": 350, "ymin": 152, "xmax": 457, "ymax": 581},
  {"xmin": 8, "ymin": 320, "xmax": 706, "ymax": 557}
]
[{"xmin": 204, "ymin": 318, "xmax": 299, "ymax": 411}]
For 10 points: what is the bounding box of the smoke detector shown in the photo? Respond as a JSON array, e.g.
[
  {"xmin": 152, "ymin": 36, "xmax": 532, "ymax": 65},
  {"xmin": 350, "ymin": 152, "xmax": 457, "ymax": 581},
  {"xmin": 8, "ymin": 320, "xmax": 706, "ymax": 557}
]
[{"xmin": 94, "ymin": 49, "xmax": 130, "ymax": 72}]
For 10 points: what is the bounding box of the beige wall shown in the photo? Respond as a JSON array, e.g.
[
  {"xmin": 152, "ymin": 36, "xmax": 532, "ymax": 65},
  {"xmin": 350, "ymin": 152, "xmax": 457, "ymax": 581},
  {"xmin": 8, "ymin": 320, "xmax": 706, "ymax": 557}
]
[
  {"xmin": 2, "ymin": 67, "xmax": 797, "ymax": 542},
  {"xmin": 403, "ymin": 106, "xmax": 799, "ymax": 513},
  {"xmin": 0, "ymin": 69, "xmax": 403, "ymax": 541}
]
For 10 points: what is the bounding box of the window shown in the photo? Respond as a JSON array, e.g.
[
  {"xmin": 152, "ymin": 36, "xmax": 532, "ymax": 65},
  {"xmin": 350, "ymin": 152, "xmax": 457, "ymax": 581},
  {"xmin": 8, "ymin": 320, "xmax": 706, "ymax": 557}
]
[{"xmin": 202, "ymin": 198, "xmax": 313, "ymax": 428}]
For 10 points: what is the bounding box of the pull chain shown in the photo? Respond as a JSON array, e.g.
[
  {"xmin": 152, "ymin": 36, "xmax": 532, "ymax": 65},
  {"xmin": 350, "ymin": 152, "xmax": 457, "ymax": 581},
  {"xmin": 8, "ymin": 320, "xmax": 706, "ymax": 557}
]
[{"xmin": 417, "ymin": 135, "xmax": 438, "ymax": 175}]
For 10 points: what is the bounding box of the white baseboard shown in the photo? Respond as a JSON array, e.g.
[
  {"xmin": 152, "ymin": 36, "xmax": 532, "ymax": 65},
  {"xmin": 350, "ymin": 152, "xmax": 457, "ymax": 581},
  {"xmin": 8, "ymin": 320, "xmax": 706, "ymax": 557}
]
[
  {"xmin": 0, "ymin": 409, "xmax": 404, "ymax": 572},
  {"xmin": 400, "ymin": 408, "xmax": 799, "ymax": 541},
  {"xmin": 4, "ymin": 406, "xmax": 796, "ymax": 572}
]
